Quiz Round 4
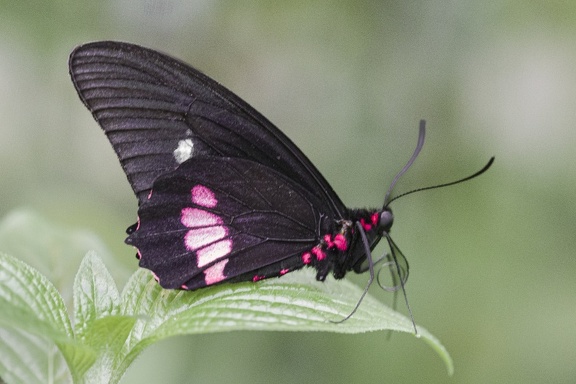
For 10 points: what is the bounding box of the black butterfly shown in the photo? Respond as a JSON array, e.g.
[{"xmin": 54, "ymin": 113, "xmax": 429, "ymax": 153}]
[{"xmin": 69, "ymin": 41, "xmax": 493, "ymax": 323}]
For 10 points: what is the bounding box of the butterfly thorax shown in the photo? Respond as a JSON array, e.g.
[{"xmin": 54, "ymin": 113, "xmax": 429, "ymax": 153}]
[{"xmin": 309, "ymin": 207, "xmax": 393, "ymax": 281}]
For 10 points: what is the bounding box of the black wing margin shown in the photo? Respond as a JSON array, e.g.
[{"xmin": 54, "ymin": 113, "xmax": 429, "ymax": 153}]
[{"xmin": 69, "ymin": 41, "xmax": 346, "ymax": 216}]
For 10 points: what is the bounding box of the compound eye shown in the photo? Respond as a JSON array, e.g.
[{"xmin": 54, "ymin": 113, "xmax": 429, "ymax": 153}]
[{"xmin": 379, "ymin": 209, "xmax": 394, "ymax": 233}]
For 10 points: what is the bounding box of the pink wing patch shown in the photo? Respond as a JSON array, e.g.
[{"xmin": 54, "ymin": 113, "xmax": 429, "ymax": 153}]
[
  {"xmin": 203, "ymin": 259, "xmax": 229, "ymax": 285},
  {"xmin": 197, "ymin": 239, "xmax": 232, "ymax": 267},
  {"xmin": 181, "ymin": 185, "xmax": 233, "ymax": 285},
  {"xmin": 181, "ymin": 207, "xmax": 222, "ymax": 227},
  {"xmin": 184, "ymin": 226, "xmax": 228, "ymax": 251},
  {"xmin": 191, "ymin": 184, "xmax": 218, "ymax": 208}
]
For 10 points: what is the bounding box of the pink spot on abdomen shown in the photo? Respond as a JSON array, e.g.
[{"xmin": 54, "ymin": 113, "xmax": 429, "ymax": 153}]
[
  {"xmin": 333, "ymin": 233, "xmax": 347, "ymax": 251},
  {"xmin": 323, "ymin": 234, "xmax": 334, "ymax": 248},
  {"xmin": 279, "ymin": 269, "xmax": 289, "ymax": 275},
  {"xmin": 360, "ymin": 218, "xmax": 372, "ymax": 231},
  {"xmin": 191, "ymin": 185, "xmax": 218, "ymax": 208},
  {"xmin": 252, "ymin": 275, "xmax": 264, "ymax": 282},
  {"xmin": 311, "ymin": 247, "xmax": 326, "ymax": 261},
  {"xmin": 323, "ymin": 233, "xmax": 347, "ymax": 251},
  {"xmin": 204, "ymin": 259, "xmax": 228, "ymax": 285},
  {"xmin": 302, "ymin": 252, "xmax": 312, "ymax": 264}
]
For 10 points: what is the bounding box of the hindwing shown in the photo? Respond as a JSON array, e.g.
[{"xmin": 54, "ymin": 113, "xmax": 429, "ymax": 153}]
[{"xmin": 127, "ymin": 157, "xmax": 333, "ymax": 289}]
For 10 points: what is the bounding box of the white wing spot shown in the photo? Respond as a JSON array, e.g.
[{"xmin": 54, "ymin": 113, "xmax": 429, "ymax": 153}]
[{"xmin": 173, "ymin": 139, "xmax": 194, "ymax": 163}]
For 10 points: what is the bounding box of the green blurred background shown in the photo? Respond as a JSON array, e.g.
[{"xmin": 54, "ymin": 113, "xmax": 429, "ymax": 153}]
[{"xmin": 1, "ymin": 1, "xmax": 575, "ymax": 383}]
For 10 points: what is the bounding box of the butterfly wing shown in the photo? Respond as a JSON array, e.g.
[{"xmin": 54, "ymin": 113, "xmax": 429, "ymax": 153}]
[
  {"xmin": 128, "ymin": 156, "xmax": 329, "ymax": 289},
  {"xmin": 69, "ymin": 41, "xmax": 346, "ymax": 217}
]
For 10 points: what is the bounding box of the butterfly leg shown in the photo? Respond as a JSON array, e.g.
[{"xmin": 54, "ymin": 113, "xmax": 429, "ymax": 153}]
[
  {"xmin": 330, "ymin": 221, "xmax": 375, "ymax": 323},
  {"xmin": 385, "ymin": 235, "xmax": 418, "ymax": 335}
]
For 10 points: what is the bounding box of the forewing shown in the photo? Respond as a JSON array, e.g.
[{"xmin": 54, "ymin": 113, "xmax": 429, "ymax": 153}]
[
  {"xmin": 127, "ymin": 157, "xmax": 331, "ymax": 289},
  {"xmin": 69, "ymin": 41, "xmax": 345, "ymax": 215}
]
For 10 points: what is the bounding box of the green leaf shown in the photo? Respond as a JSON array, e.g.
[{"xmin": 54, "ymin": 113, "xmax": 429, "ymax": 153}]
[
  {"xmin": 0, "ymin": 252, "xmax": 73, "ymax": 338},
  {"xmin": 0, "ymin": 329, "xmax": 71, "ymax": 384},
  {"xmin": 112, "ymin": 268, "xmax": 453, "ymax": 379},
  {"xmin": 73, "ymin": 252, "xmax": 136, "ymax": 383},
  {"xmin": 0, "ymin": 236, "xmax": 453, "ymax": 383},
  {"xmin": 73, "ymin": 252, "xmax": 121, "ymax": 338},
  {"xmin": 0, "ymin": 252, "xmax": 96, "ymax": 383},
  {"xmin": 79, "ymin": 315, "xmax": 137, "ymax": 384}
]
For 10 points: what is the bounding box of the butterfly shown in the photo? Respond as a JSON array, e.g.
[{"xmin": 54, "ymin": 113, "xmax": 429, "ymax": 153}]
[{"xmin": 69, "ymin": 41, "xmax": 493, "ymax": 323}]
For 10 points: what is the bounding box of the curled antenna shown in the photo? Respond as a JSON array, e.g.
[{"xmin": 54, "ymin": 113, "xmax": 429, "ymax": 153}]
[
  {"xmin": 388, "ymin": 156, "xmax": 495, "ymax": 205},
  {"xmin": 383, "ymin": 120, "xmax": 426, "ymax": 207}
]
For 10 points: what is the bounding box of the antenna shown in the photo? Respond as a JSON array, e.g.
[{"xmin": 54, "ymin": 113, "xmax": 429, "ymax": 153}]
[
  {"xmin": 384, "ymin": 120, "xmax": 495, "ymax": 206},
  {"xmin": 383, "ymin": 120, "xmax": 426, "ymax": 207},
  {"xmin": 388, "ymin": 157, "xmax": 495, "ymax": 205}
]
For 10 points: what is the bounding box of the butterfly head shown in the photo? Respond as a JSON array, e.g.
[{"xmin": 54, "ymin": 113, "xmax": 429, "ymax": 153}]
[{"xmin": 378, "ymin": 208, "xmax": 394, "ymax": 236}]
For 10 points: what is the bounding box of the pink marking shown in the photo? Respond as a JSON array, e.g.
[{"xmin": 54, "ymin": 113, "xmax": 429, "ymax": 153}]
[
  {"xmin": 135, "ymin": 249, "xmax": 142, "ymax": 260},
  {"xmin": 184, "ymin": 226, "xmax": 228, "ymax": 251},
  {"xmin": 181, "ymin": 207, "xmax": 233, "ymax": 267},
  {"xmin": 302, "ymin": 252, "xmax": 312, "ymax": 264},
  {"xmin": 371, "ymin": 212, "xmax": 379, "ymax": 226},
  {"xmin": 333, "ymin": 233, "xmax": 347, "ymax": 251},
  {"xmin": 323, "ymin": 234, "xmax": 333, "ymax": 248},
  {"xmin": 204, "ymin": 259, "xmax": 228, "ymax": 285},
  {"xmin": 181, "ymin": 284, "xmax": 189, "ymax": 290},
  {"xmin": 197, "ymin": 239, "xmax": 233, "ymax": 267},
  {"xmin": 181, "ymin": 207, "xmax": 222, "ymax": 228},
  {"xmin": 151, "ymin": 272, "xmax": 160, "ymax": 282},
  {"xmin": 191, "ymin": 185, "xmax": 218, "ymax": 208},
  {"xmin": 147, "ymin": 189, "xmax": 153, "ymax": 200},
  {"xmin": 360, "ymin": 218, "xmax": 372, "ymax": 231},
  {"xmin": 311, "ymin": 247, "xmax": 326, "ymax": 261},
  {"xmin": 323, "ymin": 233, "xmax": 347, "ymax": 251},
  {"xmin": 252, "ymin": 275, "xmax": 264, "ymax": 282},
  {"xmin": 136, "ymin": 216, "xmax": 141, "ymax": 231},
  {"xmin": 279, "ymin": 268, "xmax": 289, "ymax": 275}
]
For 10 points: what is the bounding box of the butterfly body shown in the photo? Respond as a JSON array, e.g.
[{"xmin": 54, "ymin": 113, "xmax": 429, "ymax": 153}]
[{"xmin": 69, "ymin": 41, "xmax": 392, "ymax": 291}]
